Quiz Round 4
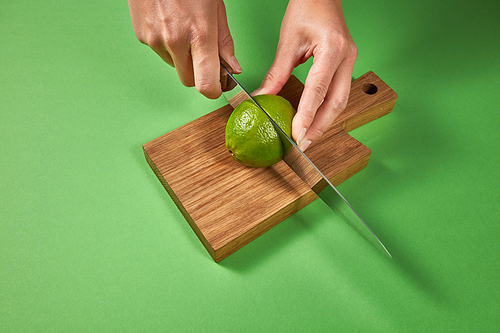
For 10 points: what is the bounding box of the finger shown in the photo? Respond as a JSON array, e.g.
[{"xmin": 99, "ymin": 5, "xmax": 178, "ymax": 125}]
[
  {"xmin": 143, "ymin": 24, "xmax": 193, "ymax": 83},
  {"xmin": 292, "ymin": 49, "xmax": 341, "ymax": 144},
  {"xmin": 168, "ymin": 45, "xmax": 195, "ymax": 87},
  {"xmin": 255, "ymin": 40, "xmax": 298, "ymax": 96},
  {"xmin": 302, "ymin": 58, "xmax": 354, "ymax": 146},
  {"xmin": 144, "ymin": 32, "xmax": 176, "ymax": 68},
  {"xmin": 191, "ymin": 26, "xmax": 222, "ymax": 99},
  {"xmin": 217, "ymin": 1, "xmax": 242, "ymax": 74},
  {"xmin": 152, "ymin": 39, "xmax": 195, "ymax": 86},
  {"xmin": 150, "ymin": 47, "xmax": 175, "ymax": 67}
]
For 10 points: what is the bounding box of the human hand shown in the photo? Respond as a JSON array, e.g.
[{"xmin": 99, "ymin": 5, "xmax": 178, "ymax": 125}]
[
  {"xmin": 128, "ymin": 0, "xmax": 242, "ymax": 99},
  {"xmin": 255, "ymin": 0, "xmax": 357, "ymax": 151}
]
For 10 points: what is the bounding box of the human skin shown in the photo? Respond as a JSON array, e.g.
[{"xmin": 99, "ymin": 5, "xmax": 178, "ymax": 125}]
[
  {"xmin": 127, "ymin": 0, "xmax": 356, "ymax": 151},
  {"xmin": 255, "ymin": 0, "xmax": 357, "ymax": 151},
  {"xmin": 127, "ymin": 0, "xmax": 242, "ymax": 99}
]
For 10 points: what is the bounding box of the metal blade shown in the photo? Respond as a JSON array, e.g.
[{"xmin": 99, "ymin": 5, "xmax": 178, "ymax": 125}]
[{"xmin": 220, "ymin": 62, "xmax": 392, "ymax": 259}]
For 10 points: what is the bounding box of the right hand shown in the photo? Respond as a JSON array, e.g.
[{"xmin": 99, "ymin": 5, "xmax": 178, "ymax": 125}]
[{"xmin": 127, "ymin": 0, "xmax": 242, "ymax": 99}]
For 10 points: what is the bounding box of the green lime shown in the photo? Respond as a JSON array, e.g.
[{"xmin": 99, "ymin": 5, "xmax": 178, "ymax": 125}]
[{"xmin": 225, "ymin": 94, "xmax": 296, "ymax": 168}]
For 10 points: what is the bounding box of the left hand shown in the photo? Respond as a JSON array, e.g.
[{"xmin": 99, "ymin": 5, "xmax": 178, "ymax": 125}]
[{"xmin": 255, "ymin": 0, "xmax": 357, "ymax": 151}]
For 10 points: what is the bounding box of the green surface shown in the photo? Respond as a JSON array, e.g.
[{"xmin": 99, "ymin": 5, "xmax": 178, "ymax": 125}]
[{"xmin": 1, "ymin": 0, "xmax": 499, "ymax": 331}]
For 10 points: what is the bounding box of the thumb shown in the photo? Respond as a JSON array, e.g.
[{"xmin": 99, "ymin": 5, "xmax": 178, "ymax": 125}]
[
  {"xmin": 255, "ymin": 45, "xmax": 296, "ymax": 96},
  {"xmin": 217, "ymin": 1, "xmax": 242, "ymax": 74}
]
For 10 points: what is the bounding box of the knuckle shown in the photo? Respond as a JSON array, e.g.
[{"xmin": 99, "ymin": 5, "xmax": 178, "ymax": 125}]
[
  {"xmin": 180, "ymin": 75, "xmax": 195, "ymax": 88},
  {"xmin": 134, "ymin": 29, "xmax": 147, "ymax": 44},
  {"xmin": 263, "ymin": 68, "xmax": 279, "ymax": 83},
  {"xmin": 196, "ymin": 78, "xmax": 219, "ymax": 98},
  {"xmin": 312, "ymin": 80, "xmax": 329, "ymax": 101},
  {"xmin": 350, "ymin": 44, "xmax": 358, "ymax": 59},
  {"xmin": 163, "ymin": 32, "xmax": 183, "ymax": 50},
  {"xmin": 138, "ymin": 27, "xmax": 167, "ymax": 50},
  {"xmin": 146, "ymin": 34, "xmax": 163, "ymax": 49},
  {"xmin": 310, "ymin": 128, "xmax": 325, "ymax": 140},
  {"xmin": 219, "ymin": 33, "xmax": 234, "ymax": 49},
  {"xmin": 301, "ymin": 112, "xmax": 315, "ymax": 127},
  {"xmin": 135, "ymin": 28, "xmax": 156, "ymax": 46},
  {"xmin": 196, "ymin": 77, "xmax": 212, "ymax": 91},
  {"xmin": 323, "ymin": 31, "xmax": 350, "ymax": 56},
  {"xmin": 335, "ymin": 34, "xmax": 349, "ymax": 53},
  {"xmin": 261, "ymin": 67, "xmax": 289, "ymax": 91},
  {"xmin": 189, "ymin": 25, "xmax": 209, "ymax": 45},
  {"xmin": 332, "ymin": 95, "xmax": 349, "ymax": 113}
]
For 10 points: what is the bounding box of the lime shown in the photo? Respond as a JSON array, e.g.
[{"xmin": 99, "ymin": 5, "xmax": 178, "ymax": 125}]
[{"xmin": 225, "ymin": 94, "xmax": 296, "ymax": 168}]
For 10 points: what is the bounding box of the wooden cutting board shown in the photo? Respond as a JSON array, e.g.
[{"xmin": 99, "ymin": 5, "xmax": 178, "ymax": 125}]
[{"xmin": 143, "ymin": 71, "xmax": 397, "ymax": 262}]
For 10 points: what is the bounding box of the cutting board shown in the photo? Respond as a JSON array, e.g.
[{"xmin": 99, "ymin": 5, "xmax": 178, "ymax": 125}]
[{"xmin": 143, "ymin": 71, "xmax": 397, "ymax": 262}]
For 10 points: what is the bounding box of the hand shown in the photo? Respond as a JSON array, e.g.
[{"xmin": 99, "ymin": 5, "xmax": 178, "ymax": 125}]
[
  {"xmin": 127, "ymin": 0, "xmax": 242, "ymax": 99},
  {"xmin": 255, "ymin": 0, "xmax": 357, "ymax": 151}
]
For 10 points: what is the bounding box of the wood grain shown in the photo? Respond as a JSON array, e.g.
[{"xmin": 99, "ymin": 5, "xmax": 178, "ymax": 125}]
[{"xmin": 143, "ymin": 71, "xmax": 397, "ymax": 262}]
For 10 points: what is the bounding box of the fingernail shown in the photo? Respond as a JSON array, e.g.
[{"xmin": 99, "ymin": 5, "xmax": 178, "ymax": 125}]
[
  {"xmin": 297, "ymin": 128, "xmax": 307, "ymax": 146},
  {"xmin": 231, "ymin": 56, "xmax": 242, "ymax": 74},
  {"xmin": 299, "ymin": 140, "xmax": 312, "ymax": 152}
]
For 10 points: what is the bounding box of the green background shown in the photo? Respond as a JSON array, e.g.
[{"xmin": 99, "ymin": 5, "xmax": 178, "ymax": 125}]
[{"xmin": 1, "ymin": 0, "xmax": 499, "ymax": 331}]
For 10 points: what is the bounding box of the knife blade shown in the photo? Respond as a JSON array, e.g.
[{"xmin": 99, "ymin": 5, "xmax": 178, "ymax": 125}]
[{"xmin": 220, "ymin": 62, "xmax": 392, "ymax": 260}]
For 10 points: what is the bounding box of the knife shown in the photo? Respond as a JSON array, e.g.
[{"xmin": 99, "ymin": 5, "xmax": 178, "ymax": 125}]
[{"xmin": 220, "ymin": 61, "xmax": 392, "ymax": 260}]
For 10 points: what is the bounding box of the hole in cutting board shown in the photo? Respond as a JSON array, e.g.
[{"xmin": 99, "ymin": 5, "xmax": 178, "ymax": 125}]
[{"xmin": 362, "ymin": 83, "xmax": 378, "ymax": 95}]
